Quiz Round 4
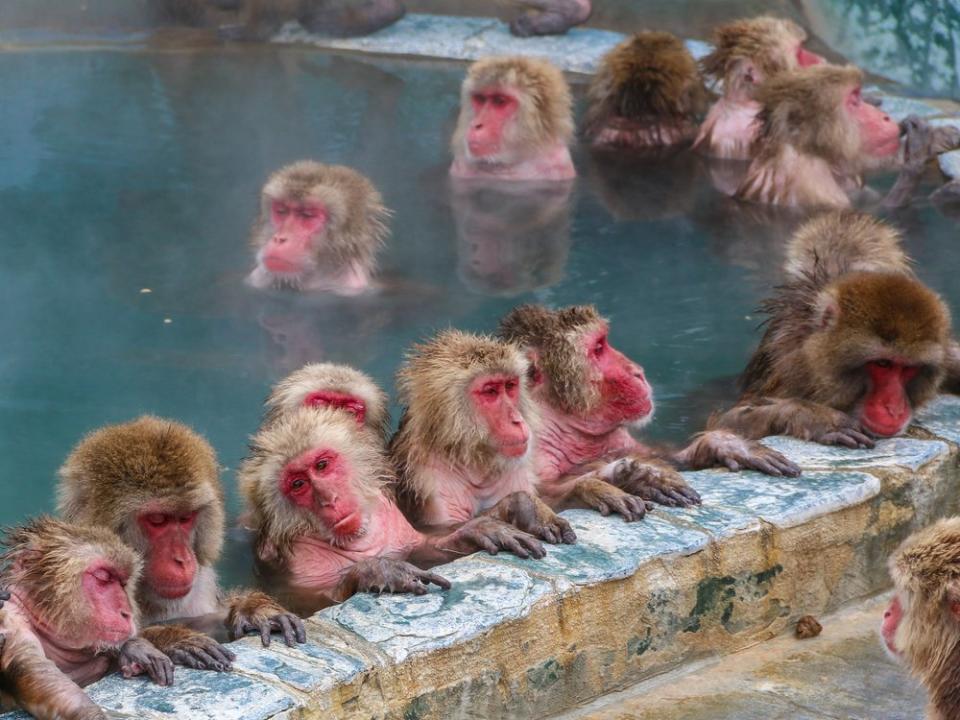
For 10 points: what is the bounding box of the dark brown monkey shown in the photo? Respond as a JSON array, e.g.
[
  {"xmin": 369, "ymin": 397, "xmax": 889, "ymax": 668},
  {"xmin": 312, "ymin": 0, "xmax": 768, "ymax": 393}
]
[
  {"xmin": 506, "ymin": 0, "xmax": 591, "ymax": 37},
  {"xmin": 390, "ymin": 330, "xmax": 647, "ymax": 525},
  {"xmin": 262, "ymin": 362, "xmax": 390, "ymax": 439},
  {"xmin": 883, "ymin": 517, "xmax": 960, "ymax": 719},
  {"xmin": 0, "ymin": 517, "xmax": 173, "ymax": 719},
  {"xmin": 694, "ymin": 16, "xmax": 823, "ymax": 160},
  {"xmin": 711, "ymin": 210, "xmax": 952, "ymax": 446},
  {"xmin": 584, "ymin": 31, "xmax": 709, "ymax": 149},
  {"xmin": 450, "ymin": 56, "xmax": 576, "ymax": 181},
  {"xmin": 58, "ymin": 416, "xmax": 306, "ymax": 663},
  {"xmin": 247, "ymin": 160, "xmax": 390, "ymax": 294},
  {"xmin": 238, "ymin": 405, "xmax": 547, "ymax": 604},
  {"xmin": 497, "ymin": 305, "xmax": 799, "ymax": 506}
]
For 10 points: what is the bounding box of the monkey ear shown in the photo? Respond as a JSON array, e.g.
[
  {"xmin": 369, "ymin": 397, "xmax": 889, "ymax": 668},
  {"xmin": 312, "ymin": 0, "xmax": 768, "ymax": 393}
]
[
  {"xmin": 525, "ymin": 350, "xmax": 544, "ymax": 387},
  {"xmin": 946, "ymin": 580, "xmax": 960, "ymax": 621},
  {"xmin": 256, "ymin": 538, "xmax": 280, "ymax": 564},
  {"xmin": 733, "ymin": 58, "xmax": 762, "ymax": 86},
  {"xmin": 813, "ymin": 293, "xmax": 841, "ymax": 331}
]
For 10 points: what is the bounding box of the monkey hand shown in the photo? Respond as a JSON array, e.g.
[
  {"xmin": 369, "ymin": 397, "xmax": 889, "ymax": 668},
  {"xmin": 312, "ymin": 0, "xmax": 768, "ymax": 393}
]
[
  {"xmin": 141, "ymin": 624, "xmax": 236, "ymax": 672},
  {"xmin": 118, "ymin": 637, "xmax": 175, "ymax": 687},
  {"xmin": 571, "ymin": 476, "xmax": 649, "ymax": 522},
  {"xmin": 805, "ymin": 411, "xmax": 875, "ymax": 449},
  {"xmin": 678, "ymin": 431, "xmax": 801, "ymax": 477},
  {"xmin": 338, "ymin": 558, "xmax": 452, "ymax": 598},
  {"xmin": 440, "ymin": 517, "xmax": 547, "ymax": 559},
  {"xmin": 601, "ymin": 457, "xmax": 702, "ymax": 507},
  {"xmin": 226, "ymin": 591, "xmax": 306, "ymax": 648},
  {"xmin": 901, "ymin": 116, "xmax": 960, "ymax": 173},
  {"xmin": 484, "ymin": 491, "xmax": 577, "ymax": 545}
]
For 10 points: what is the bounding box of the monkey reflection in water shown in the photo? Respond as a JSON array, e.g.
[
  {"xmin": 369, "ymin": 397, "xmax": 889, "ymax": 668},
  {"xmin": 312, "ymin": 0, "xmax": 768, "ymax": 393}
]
[{"xmin": 451, "ymin": 181, "xmax": 572, "ymax": 296}]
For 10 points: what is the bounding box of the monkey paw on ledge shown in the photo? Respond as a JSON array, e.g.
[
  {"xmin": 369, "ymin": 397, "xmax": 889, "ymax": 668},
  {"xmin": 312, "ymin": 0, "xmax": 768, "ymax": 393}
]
[{"xmin": 4, "ymin": 397, "xmax": 960, "ymax": 719}]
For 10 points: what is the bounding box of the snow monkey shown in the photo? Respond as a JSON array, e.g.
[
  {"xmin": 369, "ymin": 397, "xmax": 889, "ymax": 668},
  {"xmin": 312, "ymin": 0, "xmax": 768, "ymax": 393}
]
[
  {"xmin": 584, "ymin": 31, "xmax": 709, "ymax": 149},
  {"xmin": 505, "ymin": 0, "xmax": 591, "ymax": 38},
  {"xmin": 711, "ymin": 210, "xmax": 953, "ymax": 447},
  {"xmin": 450, "ymin": 56, "xmax": 576, "ymax": 181},
  {"xmin": 694, "ymin": 16, "xmax": 824, "ymax": 160},
  {"xmin": 261, "ymin": 362, "xmax": 390, "ymax": 440},
  {"xmin": 58, "ymin": 416, "xmax": 306, "ymax": 665},
  {"xmin": 238, "ymin": 406, "xmax": 547, "ymax": 603},
  {"xmin": 390, "ymin": 330, "xmax": 599, "ymax": 532},
  {"xmin": 247, "ymin": 160, "xmax": 390, "ymax": 294},
  {"xmin": 497, "ymin": 305, "xmax": 800, "ymax": 505},
  {"xmin": 883, "ymin": 517, "xmax": 960, "ymax": 719},
  {"xmin": 0, "ymin": 517, "xmax": 174, "ymax": 719}
]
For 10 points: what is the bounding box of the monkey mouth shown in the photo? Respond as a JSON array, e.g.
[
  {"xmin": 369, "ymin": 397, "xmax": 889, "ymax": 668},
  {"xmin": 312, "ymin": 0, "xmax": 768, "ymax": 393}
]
[
  {"xmin": 331, "ymin": 512, "xmax": 365, "ymax": 539},
  {"xmin": 152, "ymin": 582, "xmax": 194, "ymax": 599},
  {"xmin": 860, "ymin": 415, "xmax": 909, "ymax": 438}
]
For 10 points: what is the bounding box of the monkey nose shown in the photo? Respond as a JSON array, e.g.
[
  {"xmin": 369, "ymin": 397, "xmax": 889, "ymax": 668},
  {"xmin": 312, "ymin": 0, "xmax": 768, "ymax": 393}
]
[{"xmin": 120, "ymin": 609, "xmax": 132, "ymax": 620}]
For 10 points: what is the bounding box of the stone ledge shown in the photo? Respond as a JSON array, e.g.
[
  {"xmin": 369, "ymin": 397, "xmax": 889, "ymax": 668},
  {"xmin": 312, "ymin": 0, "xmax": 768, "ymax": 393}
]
[{"xmin": 3, "ymin": 396, "xmax": 958, "ymax": 719}]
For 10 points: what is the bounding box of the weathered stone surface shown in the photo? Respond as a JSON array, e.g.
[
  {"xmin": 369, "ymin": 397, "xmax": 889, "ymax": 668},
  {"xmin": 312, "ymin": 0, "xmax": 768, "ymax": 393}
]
[
  {"xmin": 230, "ymin": 635, "xmax": 368, "ymax": 693},
  {"xmin": 940, "ymin": 150, "xmax": 960, "ymax": 180},
  {"xmin": 916, "ymin": 395, "xmax": 960, "ymax": 444},
  {"xmin": 489, "ymin": 510, "xmax": 709, "ymax": 585},
  {"xmin": 761, "ymin": 436, "xmax": 947, "ymax": 471},
  {"xmin": 321, "ymin": 557, "xmax": 554, "ymax": 662},
  {"xmin": 864, "ymin": 87, "xmax": 942, "ymax": 119}
]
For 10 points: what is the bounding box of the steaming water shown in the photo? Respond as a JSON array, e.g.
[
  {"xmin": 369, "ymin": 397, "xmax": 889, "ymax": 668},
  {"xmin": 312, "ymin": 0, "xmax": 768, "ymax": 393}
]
[{"xmin": 0, "ymin": 9, "xmax": 958, "ymax": 586}]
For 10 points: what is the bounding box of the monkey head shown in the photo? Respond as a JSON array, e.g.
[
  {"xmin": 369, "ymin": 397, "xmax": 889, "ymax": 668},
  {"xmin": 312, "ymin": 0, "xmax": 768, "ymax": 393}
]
[
  {"xmin": 2, "ymin": 517, "xmax": 141, "ymax": 649},
  {"xmin": 249, "ymin": 161, "xmax": 389, "ymax": 292},
  {"xmin": 755, "ymin": 65, "xmax": 901, "ymax": 172},
  {"xmin": 498, "ymin": 305, "xmax": 654, "ymax": 434},
  {"xmin": 57, "ymin": 416, "xmax": 225, "ymax": 603},
  {"xmin": 805, "ymin": 273, "xmax": 950, "ymax": 437},
  {"xmin": 263, "ymin": 362, "xmax": 390, "ymax": 438},
  {"xmin": 395, "ymin": 330, "xmax": 535, "ymax": 470},
  {"xmin": 239, "ymin": 406, "xmax": 391, "ymax": 559},
  {"xmin": 702, "ymin": 17, "xmax": 823, "ymax": 101},
  {"xmin": 884, "ymin": 518, "xmax": 960, "ymax": 674},
  {"xmin": 452, "ymin": 56, "xmax": 573, "ymax": 167}
]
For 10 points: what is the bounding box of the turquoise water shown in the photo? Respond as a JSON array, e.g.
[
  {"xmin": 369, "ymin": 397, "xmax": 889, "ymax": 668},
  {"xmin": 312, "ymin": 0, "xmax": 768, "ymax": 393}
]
[{"xmin": 0, "ymin": 43, "xmax": 958, "ymax": 586}]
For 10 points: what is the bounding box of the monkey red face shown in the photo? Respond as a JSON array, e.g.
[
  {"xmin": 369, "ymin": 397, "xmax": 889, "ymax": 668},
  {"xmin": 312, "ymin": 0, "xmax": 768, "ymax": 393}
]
[
  {"xmin": 860, "ymin": 359, "xmax": 919, "ymax": 437},
  {"xmin": 282, "ymin": 448, "xmax": 366, "ymax": 539},
  {"xmin": 467, "ymin": 87, "xmax": 519, "ymax": 158},
  {"xmin": 261, "ymin": 200, "xmax": 328, "ymax": 274},
  {"xmin": 304, "ymin": 390, "xmax": 366, "ymax": 427},
  {"xmin": 469, "ymin": 373, "xmax": 529, "ymax": 458},
  {"xmin": 585, "ymin": 328, "xmax": 654, "ymax": 427},
  {"xmin": 846, "ymin": 86, "xmax": 900, "ymax": 158},
  {"xmin": 137, "ymin": 510, "xmax": 199, "ymax": 599},
  {"xmin": 881, "ymin": 594, "xmax": 903, "ymax": 657},
  {"xmin": 795, "ymin": 44, "xmax": 824, "ymax": 68},
  {"xmin": 82, "ymin": 562, "xmax": 135, "ymax": 645}
]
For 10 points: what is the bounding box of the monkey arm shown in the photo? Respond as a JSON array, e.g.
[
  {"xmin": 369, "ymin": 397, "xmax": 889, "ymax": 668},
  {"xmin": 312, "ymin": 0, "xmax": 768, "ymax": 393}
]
[
  {"xmin": 710, "ymin": 397, "xmax": 875, "ymax": 448},
  {"xmin": 140, "ymin": 624, "xmax": 236, "ymax": 672},
  {"xmin": 481, "ymin": 491, "xmax": 577, "ymax": 544},
  {"xmin": 224, "ymin": 591, "xmax": 306, "ymax": 648},
  {"xmin": 299, "ymin": 0, "xmax": 406, "ymax": 38},
  {"xmin": 883, "ymin": 116, "xmax": 960, "ymax": 208},
  {"xmin": 672, "ymin": 430, "xmax": 801, "ymax": 477},
  {"xmin": 509, "ymin": 0, "xmax": 591, "ymax": 37},
  {"xmin": 590, "ymin": 456, "xmax": 702, "ymax": 507}
]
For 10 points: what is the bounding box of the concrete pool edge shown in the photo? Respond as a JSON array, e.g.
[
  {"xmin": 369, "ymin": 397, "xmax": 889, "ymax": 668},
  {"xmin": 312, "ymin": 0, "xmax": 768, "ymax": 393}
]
[{"xmin": 1, "ymin": 394, "xmax": 957, "ymax": 719}]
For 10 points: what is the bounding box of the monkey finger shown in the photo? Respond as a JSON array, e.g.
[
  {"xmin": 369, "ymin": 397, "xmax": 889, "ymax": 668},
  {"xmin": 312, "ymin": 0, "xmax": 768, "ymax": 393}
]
[
  {"xmin": 274, "ymin": 615, "xmax": 297, "ymax": 647},
  {"xmin": 169, "ymin": 649, "xmax": 202, "ymax": 670},
  {"xmin": 291, "ymin": 616, "xmax": 307, "ymax": 644},
  {"xmin": 501, "ymin": 535, "xmax": 531, "ymax": 559},
  {"xmin": 596, "ymin": 501, "xmax": 610, "ymax": 516},
  {"xmin": 191, "ymin": 646, "xmax": 230, "ymax": 671},
  {"xmin": 555, "ymin": 519, "xmax": 577, "ymax": 544},
  {"xmin": 472, "ymin": 532, "xmax": 500, "ymax": 555},
  {"xmin": 748, "ymin": 457, "xmax": 783, "ymax": 476},
  {"xmin": 667, "ymin": 488, "xmax": 697, "ymax": 506},
  {"xmin": 517, "ymin": 533, "xmax": 546, "ymax": 558},
  {"xmin": 422, "ymin": 572, "xmax": 451, "ymax": 589},
  {"xmin": 540, "ymin": 526, "xmax": 558, "ymax": 544},
  {"xmin": 679, "ymin": 486, "xmax": 702, "ymax": 504},
  {"xmin": 724, "ymin": 458, "xmax": 741, "ymax": 472},
  {"xmin": 257, "ymin": 622, "xmax": 273, "ymax": 647}
]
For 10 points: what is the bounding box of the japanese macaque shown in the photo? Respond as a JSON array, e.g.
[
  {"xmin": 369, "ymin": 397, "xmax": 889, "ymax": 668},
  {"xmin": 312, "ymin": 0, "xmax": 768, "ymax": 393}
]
[
  {"xmin": 390, "ymin": 330, "xmax": 610, "ymax": 529},
  {"xmin": 693, "ymin": 16, "xmax": 824, "ymax": 160},
  {"xmin": 505, "ymin": 0, "xmax": 591, "ymax": 37},
  {"xmin": 711, "ymin": 210, "xmax": 952, "ymax": 447},
  {"xmin": 734, "ymin": 65, "xmax": 902, "ymax": 208},
  {"xmin": 262, "ymin": 362, "xmax": 390, "ymax": 440},
  {"xmin": 583, "ymin": 32, "xmax": 709, "ymax": 149},
  {"xmin": 450, "ymin": 57, "xmax": 576, "ymax": 181},
  {"xmin": 883, "ymin": 517, "xmax": 960, "ymax": 719},
  {"xmin": 497, "ymin": 305, "xmax": 799, "ymax": 505},
  {"xmin": 247, "ymin": 161, "xmax": 390, "ymax": 294},
  {"xmin": 58, "ymin": 416, "xmax": 306, "ymax": 664},
  {"xmin": 238, "ymin": 405, "xmax": 547, "ymax": 604},
  {"xmin": 0, "ymin": 517, "xmax": 174, "ymax": 719}
]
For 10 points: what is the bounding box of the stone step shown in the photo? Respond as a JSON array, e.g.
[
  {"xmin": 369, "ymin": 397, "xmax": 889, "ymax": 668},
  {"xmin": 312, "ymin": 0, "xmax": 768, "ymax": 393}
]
[{"xmin": 3, "ymin": 395, "xmax": 959, "ymax": 719}]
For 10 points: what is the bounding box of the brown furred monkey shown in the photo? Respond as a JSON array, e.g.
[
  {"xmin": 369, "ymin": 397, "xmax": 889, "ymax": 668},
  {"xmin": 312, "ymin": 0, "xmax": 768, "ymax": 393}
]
[
  {"xmin": 0, "ymin": 517, "xmax": 174, "ymax": 719},
  {"xmin": 238, "ymin": 406, "xmax": 547, "ymax": 604},
  {"xmin": 390, "ymin": 330, "xmax": 604, "ymax": 532},
  {"xmin": 498, "ymin": 305, "xmax": 800, "ymax": 505},
  {"xmin": 584, "ymin": 32, "xmax": 709, "ymax": 149},
  {"xmin": 247, "ymin": 161, "xmax": 390, "ymax": 294},
  {"xmin": 58, "ymin": 416, "xmax": 306, "ymax": 665},
  {"xmin": 694, "ymin": 16, "xmax": 824, "ymax": 160},
  {"xmin": 450, "ymin": 56, "xmax": 576, "ymax": 181},
  {"xmin": 883, "ymin": 517, "xmax": 960, "ymax": 719},
  {"xmin": 262, "ymin": 362, "xmax": 390, "ymax": 440},
  {"xmin": 711, "ymin": 210, "xmax": 952, "ymax": 447},
  {"xmin": 505, "ymin": 0, "xmax": 591, "ymax": 38}
]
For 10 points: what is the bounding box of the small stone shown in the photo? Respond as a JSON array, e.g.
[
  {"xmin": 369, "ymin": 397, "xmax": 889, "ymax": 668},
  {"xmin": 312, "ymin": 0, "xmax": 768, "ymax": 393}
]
[
  {"xmin": 140, "ymin": 288, "xmax": 152, "ymax": 294},
  {"xmin": 796, "ymin": 614, "xmax": 823, "ymax": 639},
  {"xmin": 163, "ymin": 318, "xmax": 172, "ymax": 324}
]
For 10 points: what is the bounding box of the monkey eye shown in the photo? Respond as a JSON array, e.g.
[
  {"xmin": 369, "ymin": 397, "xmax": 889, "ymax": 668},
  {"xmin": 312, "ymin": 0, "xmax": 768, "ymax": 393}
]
[
  {"xmin": 593, "ymin": 338, "xmax": 606, "ymax": 357},
  {"xmin": 145, "ymin": 513, "xmax": 167, "ymax": 527},
  {"xmin": 505, "ymin": 379, "xmax": 518, "ymax": 392},
  {"xmin": 274, "ymin": 205, "xmax": 290, "ymax": 216},
  {"xmin": 290, "ymin": 477, "xmax": 308, "ymax": 492},
  {"xmin": 491, "ymin": 94, "xmax": 509, "ymax": 107},
  {"xmin": 482, "ymin": 384, "xmax": 499, "ymax": 397},
  {"xmin": 92, "ymin": 568, "xmax": 114, "ymax": 585},
  {"xmin": 298, "ymin": 209, "xmax": 317, "ymax": 219},
  {"xmin": 314, "ymin": 459, "xmax": 329, "ymax": 472}
]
